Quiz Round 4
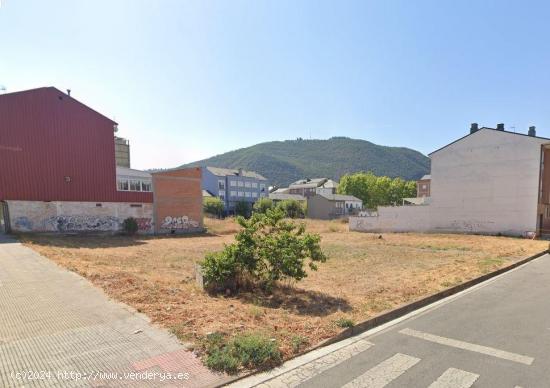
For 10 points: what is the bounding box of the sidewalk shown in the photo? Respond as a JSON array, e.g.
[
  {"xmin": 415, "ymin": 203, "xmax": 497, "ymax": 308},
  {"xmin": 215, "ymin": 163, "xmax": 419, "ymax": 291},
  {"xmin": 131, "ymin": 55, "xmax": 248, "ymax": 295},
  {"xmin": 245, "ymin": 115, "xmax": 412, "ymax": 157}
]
[{"xmin": 0, "ymin": 234, "xmax": 227, "ymax": 387}]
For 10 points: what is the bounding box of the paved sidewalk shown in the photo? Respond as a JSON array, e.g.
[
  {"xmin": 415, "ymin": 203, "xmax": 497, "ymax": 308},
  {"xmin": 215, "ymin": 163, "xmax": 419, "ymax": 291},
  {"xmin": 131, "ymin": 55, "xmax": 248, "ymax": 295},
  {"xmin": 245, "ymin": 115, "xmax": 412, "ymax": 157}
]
[{"xmin": 0, "ymin": 235, "xmax": 226, "ymax": 388}]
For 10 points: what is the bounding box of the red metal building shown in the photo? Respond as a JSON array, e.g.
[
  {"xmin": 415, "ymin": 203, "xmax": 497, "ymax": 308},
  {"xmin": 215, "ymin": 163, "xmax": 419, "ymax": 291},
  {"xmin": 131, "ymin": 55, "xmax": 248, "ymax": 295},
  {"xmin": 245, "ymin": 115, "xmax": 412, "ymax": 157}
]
[{"xmin": 0, "ymin": 87, "xmax": 152, "ymax": 203}]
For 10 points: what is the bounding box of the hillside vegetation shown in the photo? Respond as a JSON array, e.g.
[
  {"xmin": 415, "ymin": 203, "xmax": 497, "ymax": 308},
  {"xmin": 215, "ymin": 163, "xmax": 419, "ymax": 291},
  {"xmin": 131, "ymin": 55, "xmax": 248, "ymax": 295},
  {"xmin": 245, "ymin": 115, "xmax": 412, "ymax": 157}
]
[{"xmin": 181, "ymin": 137, "xmax": 430, "ymax": 186}]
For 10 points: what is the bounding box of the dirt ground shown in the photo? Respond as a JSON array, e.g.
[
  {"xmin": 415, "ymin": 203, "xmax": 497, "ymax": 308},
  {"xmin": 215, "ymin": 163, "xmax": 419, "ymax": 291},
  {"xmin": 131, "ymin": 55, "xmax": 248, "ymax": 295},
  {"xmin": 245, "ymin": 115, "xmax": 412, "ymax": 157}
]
[{"xmin": 20, "ymin": 217, "xmax": 548, "ymax": 359}]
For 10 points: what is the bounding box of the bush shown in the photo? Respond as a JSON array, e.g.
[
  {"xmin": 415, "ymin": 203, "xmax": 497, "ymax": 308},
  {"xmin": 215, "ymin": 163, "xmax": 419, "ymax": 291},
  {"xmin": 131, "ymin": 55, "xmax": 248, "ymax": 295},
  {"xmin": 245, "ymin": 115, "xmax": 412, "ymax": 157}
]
[
  {"xmin": 276, "ymin": 199, "xmax": 305, "ymax": 218},
  {"xmin": 122, "ymin": 217, "xmax": 138, "ymax": 235},
  {"xmin": 204, "ymin": 332, "xmax": 282, "ymax": 373},
  {"xmin": 334, "ymin": 317, "xmax": 355, "ymax": 328},
  {"xmin": 201, "ymin": 208, "xmax": 327, "ymax": 290},
  {"xmin": 253, "ymin": 198, "xmax": 273, "ymax": 214},
  {"xmin": 204, "ymin": 197, "xmax": 224, "ymax": 218},
  {"xmin": 291, "ymin": 335, "xmax": 309, "ymax": 354},
  {"xmin": 235, "ymin": 201, "xmax": 251, "ymax": 218}
]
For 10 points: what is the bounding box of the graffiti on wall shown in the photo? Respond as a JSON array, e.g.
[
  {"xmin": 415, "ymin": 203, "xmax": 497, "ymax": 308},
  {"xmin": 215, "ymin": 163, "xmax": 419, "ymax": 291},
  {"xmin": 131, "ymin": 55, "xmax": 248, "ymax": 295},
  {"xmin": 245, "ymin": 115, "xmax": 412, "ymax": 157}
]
[
  {"xmin": 160, "ymin": 216, "xmax": 200, "ymax": 230},
  {"xmin": 135, "ymin": 217, "xmax": 153, "ymax": 231},
  {"xmin": 44, "ymin": 215, "xmax": 121, "ymax": 232},
  {"xmin": 14, "ymin": 217, "xmax": 33, "ymax": 232}
]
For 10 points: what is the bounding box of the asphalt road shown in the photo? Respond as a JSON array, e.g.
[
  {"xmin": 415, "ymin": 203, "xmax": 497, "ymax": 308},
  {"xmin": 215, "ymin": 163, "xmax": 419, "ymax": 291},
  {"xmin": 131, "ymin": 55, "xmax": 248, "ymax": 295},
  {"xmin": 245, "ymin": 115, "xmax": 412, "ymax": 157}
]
[{"xmin": 232, "ymin": 253, "xmax": 550, "ymax": 388}]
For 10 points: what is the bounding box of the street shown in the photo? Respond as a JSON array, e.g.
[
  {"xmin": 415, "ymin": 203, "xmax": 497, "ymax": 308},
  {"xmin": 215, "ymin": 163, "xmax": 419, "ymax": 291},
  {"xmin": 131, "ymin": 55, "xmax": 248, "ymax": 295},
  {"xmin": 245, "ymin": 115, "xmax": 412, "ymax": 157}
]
[{"xmin": 232, "ymin": 253, "xmax": 550, "ymax": 387}]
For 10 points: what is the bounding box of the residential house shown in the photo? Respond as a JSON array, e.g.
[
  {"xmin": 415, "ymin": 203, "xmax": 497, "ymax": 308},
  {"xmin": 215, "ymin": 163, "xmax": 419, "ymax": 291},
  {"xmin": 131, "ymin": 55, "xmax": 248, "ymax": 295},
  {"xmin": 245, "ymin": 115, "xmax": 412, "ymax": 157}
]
[
  {"xmin": 350, "ymin": 123, "xmax": 550, "ymax": 236},
  {"xmin": 289, "ymin": 178, "xmax": 338, "ymax": 197},
  {"xmin": 268, "ymin": 192, "xmax": 306, "ymax": 204},
  {"xmin": 0, "ymin": 87, "xmax": 203, "ymax": 234},
  {"xmin": 202, "ymin": 166, "xmax": 268, "ymax": 213},
  {"xmin": 417, "ymin": 175, "xmax": 431, "ymax": 197},
  {"xmin": 307, "ymin": 193, "xmax": 362, "ymax": 220}
]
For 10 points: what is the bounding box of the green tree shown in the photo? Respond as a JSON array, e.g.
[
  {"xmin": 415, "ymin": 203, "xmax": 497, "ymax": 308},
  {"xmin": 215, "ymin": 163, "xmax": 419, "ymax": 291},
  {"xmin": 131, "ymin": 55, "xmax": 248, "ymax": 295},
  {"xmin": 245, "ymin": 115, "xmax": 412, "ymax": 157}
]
[
  {"xmin": 235, "ymin": 201, "xmax": 251, "ymax": 218},
  {"xmin": 202, "ymin": 208, "xmax": 326, "ymax": 289},
  {"xmin": 253, "ymin": 198, "xmax": 273, "ymax": 214},
  {"xmin": 275, "ymin": 199, "xmax": 305, "ymax": 218},
  {"xmin": 204, "ymin": 197, "xmax": 224, "ymax": 218},
  {"xmin": 338, "ymin": 172, "xmax": 418, "ymax": 209}
]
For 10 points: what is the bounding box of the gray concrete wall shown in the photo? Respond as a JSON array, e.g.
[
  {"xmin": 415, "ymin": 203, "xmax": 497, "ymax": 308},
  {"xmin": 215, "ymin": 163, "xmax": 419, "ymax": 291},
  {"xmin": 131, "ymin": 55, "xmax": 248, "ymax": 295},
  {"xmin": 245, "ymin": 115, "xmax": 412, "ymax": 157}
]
[{"xmin": 7, "ymin": 200, "xmax": 154, "ymax": 234}]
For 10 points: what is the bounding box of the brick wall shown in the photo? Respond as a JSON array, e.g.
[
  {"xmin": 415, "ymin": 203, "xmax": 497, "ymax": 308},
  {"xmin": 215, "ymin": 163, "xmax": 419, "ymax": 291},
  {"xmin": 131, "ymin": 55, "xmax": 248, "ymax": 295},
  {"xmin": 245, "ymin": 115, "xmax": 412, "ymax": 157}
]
[{"xmin": 152, "ymin": 167, "xmax": 203, "ymax": 234}]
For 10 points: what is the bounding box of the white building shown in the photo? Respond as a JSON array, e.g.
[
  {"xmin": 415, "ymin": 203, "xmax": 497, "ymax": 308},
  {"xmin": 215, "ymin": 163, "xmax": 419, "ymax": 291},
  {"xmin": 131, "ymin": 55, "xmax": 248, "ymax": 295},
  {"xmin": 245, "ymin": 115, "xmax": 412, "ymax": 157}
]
[{"xmin": 350, "ymin": 124, "xmax": 550, "ymax": 236}]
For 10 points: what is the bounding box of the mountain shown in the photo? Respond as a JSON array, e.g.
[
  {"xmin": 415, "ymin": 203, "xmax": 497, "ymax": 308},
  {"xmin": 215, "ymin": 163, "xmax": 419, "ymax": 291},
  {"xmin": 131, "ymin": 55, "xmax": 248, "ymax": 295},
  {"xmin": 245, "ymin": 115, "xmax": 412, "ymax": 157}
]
[{"xmin": 180, "ymin": 137, "xmax": 430, "ymax": 187}]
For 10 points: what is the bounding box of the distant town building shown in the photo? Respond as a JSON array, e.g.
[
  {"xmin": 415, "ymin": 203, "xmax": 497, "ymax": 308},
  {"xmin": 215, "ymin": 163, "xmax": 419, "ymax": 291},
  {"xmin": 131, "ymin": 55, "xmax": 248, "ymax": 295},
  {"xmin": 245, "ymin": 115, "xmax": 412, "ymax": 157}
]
[
  {"xmin": 268, "ymin": 192, "xmax": 306, "ymax": 204},
  {"xmin": 201, "ymin": 166, "xmax": 268, "ymax": 213},
  {"xmin": 307, "ymin": 193, "xmax": 362, "ymax": 220},
  {"xmin": 289, "ymin": 178, "xmax": 338, "ymax": 198},
  {"xmin": 417, "ymin": 174, "xmax": 431, "ymax": 197},
  {"xmin": 114, "ymin": 136, "xmax": 130, "ymax": 168}
]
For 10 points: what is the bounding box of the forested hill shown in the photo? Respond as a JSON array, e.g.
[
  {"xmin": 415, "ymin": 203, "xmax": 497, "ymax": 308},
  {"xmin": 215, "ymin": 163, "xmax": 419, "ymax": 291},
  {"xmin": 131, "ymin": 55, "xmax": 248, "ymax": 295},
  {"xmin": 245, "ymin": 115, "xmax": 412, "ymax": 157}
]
[{"xmin": 180, "ymin": 137, "xmax": 430, "ymax": 187}]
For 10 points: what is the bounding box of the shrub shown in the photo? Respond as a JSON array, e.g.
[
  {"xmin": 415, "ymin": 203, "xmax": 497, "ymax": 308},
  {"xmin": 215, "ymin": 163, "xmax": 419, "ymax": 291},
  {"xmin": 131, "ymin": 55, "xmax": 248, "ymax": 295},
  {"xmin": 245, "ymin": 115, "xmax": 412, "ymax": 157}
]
[
  {"xmin": 235, "ymin": 201, "xmax": 251, "ymax": 218},
  {"xmin": 291, "ymin": 335, "xmax": 309, "ymax": 354},
  {"xmin": 201, "ymin": 208, "xmax": 326, "ymax": 290},
  {"xmin": 334, "ymin": 317, "xmax": 355, "ymax": 328},
  {"xmin": 276, "ymin": 199, "xmax": 305, "ymax": 218},
  {"xmin": 122, "ymin": 217, "xmax": 138, "ymax": 235},
  {"xmin": 204, "ymin": 197, "xmax": 224, "ymax": 218},
  {"xmin": 204, "ymin": 332, "xmax": 281, "ymax": 373},
  {"xmin": 253, "ymin": 198, "xmax": 273, "ymax": 214}
]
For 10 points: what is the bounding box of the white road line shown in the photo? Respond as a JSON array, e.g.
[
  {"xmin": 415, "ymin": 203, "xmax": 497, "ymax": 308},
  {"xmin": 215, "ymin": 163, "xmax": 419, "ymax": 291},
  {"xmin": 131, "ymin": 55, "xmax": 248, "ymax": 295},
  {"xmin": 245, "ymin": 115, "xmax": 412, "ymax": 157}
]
[
  {"xmin": 253, "ymin": 339, "xmax": 373, "ymax": 388},
  {"xmin": 341, "ymin": 353, "xmax": 420, "ymax": 388},
  {"xmin": 399, "ymin": 328, "xmax": 534, "ymax": 365},
  {"xmin": 428, "ymin": 368, "xmax": 479, "ymax": 388}
]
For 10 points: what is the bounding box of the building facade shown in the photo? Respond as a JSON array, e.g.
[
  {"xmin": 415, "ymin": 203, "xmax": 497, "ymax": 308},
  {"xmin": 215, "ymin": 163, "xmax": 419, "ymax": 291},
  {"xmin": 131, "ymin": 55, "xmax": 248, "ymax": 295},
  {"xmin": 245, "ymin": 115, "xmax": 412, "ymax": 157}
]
[
  {"xmin": 289, "ymin": 178, "xmax": 336, "ymax": 198},
  {"xmin": 416, "ymin": 175, "xmax": 431, "ymax": 197},
  {"xmin": 0, "ymin": 87, "xmax": 202, "ymax": 234},
  {"xmin": 351, "ymin": 124, "xmax": 549, "ymax": 236},
  {"xmin": 307, "ymin": 193, "xmax": 362, "ymax": 219},
  {"xmin": 202, "ymin": 166, "xmax": 268, "ymax": 213}
]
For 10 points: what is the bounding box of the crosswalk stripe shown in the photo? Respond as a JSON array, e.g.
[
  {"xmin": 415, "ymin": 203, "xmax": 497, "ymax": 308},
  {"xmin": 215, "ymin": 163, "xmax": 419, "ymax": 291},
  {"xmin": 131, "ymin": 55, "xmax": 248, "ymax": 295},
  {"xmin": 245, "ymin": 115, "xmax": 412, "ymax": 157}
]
[
  {"xmin": 428, "ymin": 368, "xmax": 479, "ymax": 388},
  {"xmin": 341, "ymin": 353, "xmax": 420, "ymax": 388},
  {"xmin": 253, "ymin": 339, "xmax": 373, "ymax": 388},
  {"xmin": 399, "ymin": 328, "xmax": 534, "ymax": 365}
]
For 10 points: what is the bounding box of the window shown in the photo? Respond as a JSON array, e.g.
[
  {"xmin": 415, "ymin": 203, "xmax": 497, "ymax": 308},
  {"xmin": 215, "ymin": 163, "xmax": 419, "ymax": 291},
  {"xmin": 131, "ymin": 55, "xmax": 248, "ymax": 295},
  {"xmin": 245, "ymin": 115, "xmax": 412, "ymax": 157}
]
[
  {"xmin": 230, "ymin": 190, "xmax": 237, "ymax": 197},
  {"xmin": 238, "ymin": 191, "xmax": 244, "ymax": 197},
  {"xmin": 252, "ymin": 192, "xmax": 258, "ymax": 198},
  {"xmin": 117, "ymin": 179, "xmax": 129, "ymax": 191},
  {"xmin": 238, "ymin": 181, "xmax": 244, "ymax": 187},
  {"xmin": 219, "ymin": 194, "xmax": 225, "ymax": 201},
  {"xmin": 245, "ymin": 181, "xmax": 251, "ymax": 188},
  {"xmin": 130, "ymin": 204, "xmax": 142, "ymax": 208},
  {"xmin": 218, "ymin": 180, "xmax": 225, "ymax": 190},
  {"xmin": 245, "ymin": 192, "xmax": 251, "ymax": 197},
  {"xmin": 230, "ymin": 180, "xmax": 237, "ymax": 187},
  {"xmin": 251, "ymin": 182, "xmax": 258, "ymax": 188},
  {"xmin": 130, "ymin": 180, "xmax": 141, "ymax": 191},
  {"xmin": 219, "ymin": 190, "xmax": 225, "ymax": 198},
  {"xmin": 422, "ymin": 184, "xmax": 427, "ymax": 190},
  {"xmin": 141, "ymin": 181, "xmax": 152, "ymax": 192},
  {"xmin": 260, "ymin": 183, "xmax": 266, "ymax": 192}
]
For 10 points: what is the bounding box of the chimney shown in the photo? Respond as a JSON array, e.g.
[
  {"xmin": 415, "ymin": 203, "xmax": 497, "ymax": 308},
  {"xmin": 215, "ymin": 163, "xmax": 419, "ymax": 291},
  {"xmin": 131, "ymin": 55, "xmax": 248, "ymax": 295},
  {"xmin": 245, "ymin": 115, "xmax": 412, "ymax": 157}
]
[
  {"xmin": 496, "ymin": 123, "xmax": 505, "ymax": 131},
  {"xmin": 470, "ymin": 123, "xmax": 479, "ymax": 134},
  {"xmin": 528, "ymin": 126, "xmax": 536, "ymax": 137},
  {"xmin": 66, "ymin": 89, "xmax": 71, "ymax": 96}
]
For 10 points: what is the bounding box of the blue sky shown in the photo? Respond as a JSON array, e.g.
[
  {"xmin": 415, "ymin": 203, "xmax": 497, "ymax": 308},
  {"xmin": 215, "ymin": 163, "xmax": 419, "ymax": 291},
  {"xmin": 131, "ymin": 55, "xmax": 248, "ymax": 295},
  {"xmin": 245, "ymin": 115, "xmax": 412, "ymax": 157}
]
[{"xmin": 1, "ymin": 0, "xmax": 550, "ymax": 169}]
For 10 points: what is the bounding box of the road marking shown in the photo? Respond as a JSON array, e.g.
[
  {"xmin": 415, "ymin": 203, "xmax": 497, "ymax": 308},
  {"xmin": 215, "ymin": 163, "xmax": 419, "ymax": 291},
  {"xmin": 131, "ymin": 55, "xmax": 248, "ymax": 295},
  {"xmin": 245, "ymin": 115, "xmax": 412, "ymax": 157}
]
[
  {"xmin": 253, "ymin": 339, "xmax": 373, "ymax": 387},
  {"xmin": 341, "ymin": 353, "xmax": 420, "ymax": 388},
  {"xmin": 399, "ymin": 328, "xmax": 534, "ymax": 365},
  {"xmin": 428, "ymin": 368, "xmax": 479, "ymax": 388}
]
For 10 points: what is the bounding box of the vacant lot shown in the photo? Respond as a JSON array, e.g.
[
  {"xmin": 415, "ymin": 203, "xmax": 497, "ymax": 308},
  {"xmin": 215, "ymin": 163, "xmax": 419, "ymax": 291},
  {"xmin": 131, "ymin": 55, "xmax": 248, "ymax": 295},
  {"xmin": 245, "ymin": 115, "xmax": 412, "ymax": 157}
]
[{"xmin": 21, "ymin": 218, "xmax": 548, "ymax": 360}]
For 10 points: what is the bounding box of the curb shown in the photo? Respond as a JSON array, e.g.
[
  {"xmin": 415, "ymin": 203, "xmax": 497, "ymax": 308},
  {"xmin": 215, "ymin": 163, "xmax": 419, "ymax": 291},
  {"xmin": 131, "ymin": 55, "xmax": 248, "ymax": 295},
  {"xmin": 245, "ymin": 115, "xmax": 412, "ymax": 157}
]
[{"xmin": 220, "ymin": 248, "xmax": 549, "ymax": 387}]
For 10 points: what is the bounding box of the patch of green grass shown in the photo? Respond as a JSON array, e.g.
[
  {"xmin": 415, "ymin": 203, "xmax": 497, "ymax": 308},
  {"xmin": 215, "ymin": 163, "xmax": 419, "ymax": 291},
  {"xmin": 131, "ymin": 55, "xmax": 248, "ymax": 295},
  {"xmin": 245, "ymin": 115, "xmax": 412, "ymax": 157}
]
[
  {"xmin": 334, "ymin": 317, "xmax": 354, "ymax": 328},
  {"xmin": 249, "ymin": 305, "xmax": 264, "ymax": 319},
  {"xmin": 479, "ymin": 257, "xmax": 505, "ymax": 273},
  {"xmin": 363, "ymin": 299, "xmax": 392, "ymax": 313},
  {"xmin": 170, "ymin": 323, "xmax": 194, "ymax": 342},
  {"xmin": 204, "ymin": 332, "xmax": 282, "ymax": 374}
]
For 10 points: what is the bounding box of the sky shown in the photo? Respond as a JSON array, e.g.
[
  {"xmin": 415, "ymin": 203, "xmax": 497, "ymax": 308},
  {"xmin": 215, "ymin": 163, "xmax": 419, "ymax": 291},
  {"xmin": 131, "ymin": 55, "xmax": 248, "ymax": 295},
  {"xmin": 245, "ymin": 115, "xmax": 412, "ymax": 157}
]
[{"xmin": 1, "ymin": 0, "xmax": 550, "ymax": 169}]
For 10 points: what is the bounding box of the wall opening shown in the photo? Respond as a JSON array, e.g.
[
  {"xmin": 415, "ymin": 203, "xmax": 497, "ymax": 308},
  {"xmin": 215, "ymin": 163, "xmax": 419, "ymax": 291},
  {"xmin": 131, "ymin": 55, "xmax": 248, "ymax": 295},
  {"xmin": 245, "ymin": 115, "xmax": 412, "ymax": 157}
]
[
  {"xmin": 0, "ymin": 201, "xmax": 11, "ymax": 234},
  {"xmin": 538, "ymin": 145, "xmax": 550, "ymax": 236}
]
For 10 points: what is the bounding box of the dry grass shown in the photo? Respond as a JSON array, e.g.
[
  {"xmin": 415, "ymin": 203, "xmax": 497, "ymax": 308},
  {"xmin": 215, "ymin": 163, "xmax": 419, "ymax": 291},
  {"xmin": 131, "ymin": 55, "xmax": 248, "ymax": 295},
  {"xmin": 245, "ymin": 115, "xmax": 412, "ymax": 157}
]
[{"xmin": 20, "ymin": 217, "xmax": 548, "ymax": 360}]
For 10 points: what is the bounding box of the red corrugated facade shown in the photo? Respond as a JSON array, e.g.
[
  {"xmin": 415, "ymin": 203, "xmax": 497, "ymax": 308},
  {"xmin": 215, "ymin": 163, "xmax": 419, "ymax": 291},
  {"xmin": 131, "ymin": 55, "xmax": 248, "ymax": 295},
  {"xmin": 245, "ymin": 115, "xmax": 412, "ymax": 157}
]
[{"xmin": 0, "ymin": 87, "xmax": 153, "ymax": 203}]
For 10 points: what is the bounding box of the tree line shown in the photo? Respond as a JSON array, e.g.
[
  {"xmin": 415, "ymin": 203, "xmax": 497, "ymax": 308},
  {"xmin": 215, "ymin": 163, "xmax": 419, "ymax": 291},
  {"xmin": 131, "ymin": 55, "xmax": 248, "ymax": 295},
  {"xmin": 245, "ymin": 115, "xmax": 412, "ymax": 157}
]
[{"xmin": 337, "ymin": 172, "xmax": 417, "ymax": 209}]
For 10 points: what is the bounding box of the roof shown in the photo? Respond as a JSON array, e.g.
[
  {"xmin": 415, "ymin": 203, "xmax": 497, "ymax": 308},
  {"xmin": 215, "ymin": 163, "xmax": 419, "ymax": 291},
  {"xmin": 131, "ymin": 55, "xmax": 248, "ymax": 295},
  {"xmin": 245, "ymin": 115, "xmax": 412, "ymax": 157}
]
[
  {"xmin": 116, "ymin": 167, "xmax": 152, "ymax": 179},
  {"xmin": 317, "ymin": 193, "xmax": 362, "ymax": 202},
  {"xmin": 429, "ymin": 127, "xmax": 550, "ymax": 156},
  {"xmin": 269, "ymin": 193, "xmax": 306, "ymax": 201},
  {"xmin": 272, "ymin": 187, "xmax": 290, "ymax": 194},
  {"xmin": 321, "ymin": 179, "xmax": 339, "ymax": 188},
  {"xmin": 205, "ymin": 166, "xmax": 267, "ymax": 180},
  {"xmin": 289, "ymin": 178, "xmax": 328, "ymax": 189},
  {"xmin": 419, "ymin": 174, "xmax": 431, "ymax": 181},
  {"xmin": 0, "ymin": 86, "xmax": 118, "ymax": 125}
]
